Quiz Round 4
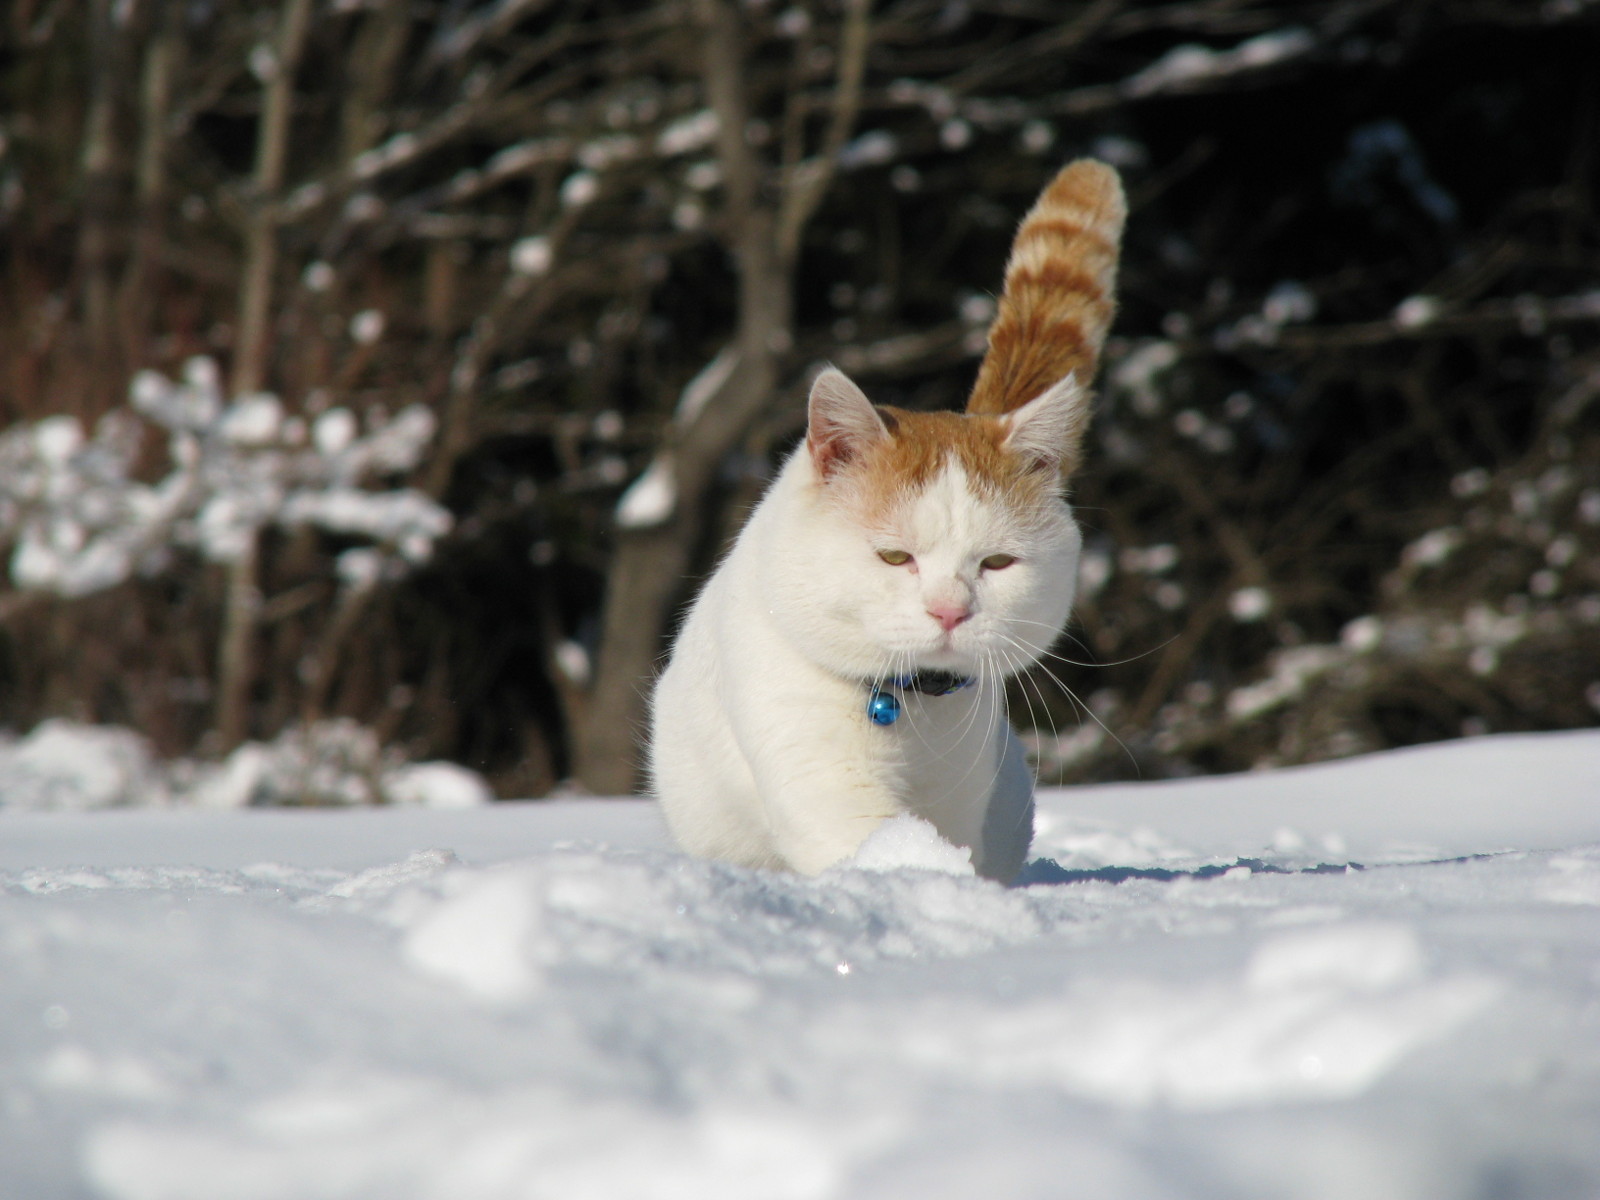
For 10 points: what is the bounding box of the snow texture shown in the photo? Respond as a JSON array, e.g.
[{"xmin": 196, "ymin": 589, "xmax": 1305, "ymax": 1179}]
[{"xmin": 1, "ymin": 730, "xmax": 1598, "ymax": 1199}]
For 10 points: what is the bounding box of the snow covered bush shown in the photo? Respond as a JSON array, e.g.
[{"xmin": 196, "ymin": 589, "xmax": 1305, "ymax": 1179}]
[
  {"xmin": 0, "ymin": 360, "xmax": 465, "ymax": 784},
  {"xmin": 192, "ymin": 718, "xmax": 492, "ymax": 809},
  {"xmin": 0, "ymin": 358, "xmax": 450, "ymax": 600},
  {"xmin": 0, "ymin": 720, "xmax": 166, "ymax": 811},
  {"xmin": 0, "ymin": 718, "xmax": 490, "ymax": 810}
]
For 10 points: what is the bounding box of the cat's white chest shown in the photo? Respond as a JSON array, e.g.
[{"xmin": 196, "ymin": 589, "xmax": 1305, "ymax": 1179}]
[{"xmin": 868, "ymin": 683, "xmax": 1007, "ymax": 853}]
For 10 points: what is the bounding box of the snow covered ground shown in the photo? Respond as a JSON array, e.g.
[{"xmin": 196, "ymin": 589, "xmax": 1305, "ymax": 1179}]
[{"xmin": 3, "ymin": 730, "xmax": 1599, "ymax": 1200}]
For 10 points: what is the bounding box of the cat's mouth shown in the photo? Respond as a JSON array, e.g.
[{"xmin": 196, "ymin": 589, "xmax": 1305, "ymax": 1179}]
[
  {"xmin": 872, "ymin": 620, "xmax": 985, "ymax": 673},
  {"xmin": 913, "ymin": 634, "xmax": 977, "ymax": 672}
]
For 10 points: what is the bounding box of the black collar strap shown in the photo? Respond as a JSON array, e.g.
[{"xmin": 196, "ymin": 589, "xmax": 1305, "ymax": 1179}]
[{"xmin": 883, "ymin": 670, "xmax": 974, "ymax": 697}]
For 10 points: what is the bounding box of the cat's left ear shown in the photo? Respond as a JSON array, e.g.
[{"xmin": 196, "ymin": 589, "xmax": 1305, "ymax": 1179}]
[
  {"xmin": 1001, "ymin": 374, "xmax": 1091, "ymax": 478},
  {"xmin": 807, "ymin": 367, "xmax": 889, "ymax": 479}
]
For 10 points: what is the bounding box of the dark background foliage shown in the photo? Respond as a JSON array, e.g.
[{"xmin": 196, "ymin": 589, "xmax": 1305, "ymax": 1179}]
[{"xmin": 1, "ymin": 0, "xmax": 1596, "ymax": 796}]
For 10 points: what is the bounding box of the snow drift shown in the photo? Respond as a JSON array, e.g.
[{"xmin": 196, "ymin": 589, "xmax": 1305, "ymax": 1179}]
[{"xmin": 1, "ymin": 730, "xmax": 1597, "ymax": 1199}]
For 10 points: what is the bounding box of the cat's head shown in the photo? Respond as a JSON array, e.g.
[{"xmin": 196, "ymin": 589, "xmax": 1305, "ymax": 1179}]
[
  {"xmin": 770, "ymin": 160, "xmax": 1123, "ymax": 683},
  {"xmin": 779, "ymin": 367, "xmax": 1085, "ymax": 682}
]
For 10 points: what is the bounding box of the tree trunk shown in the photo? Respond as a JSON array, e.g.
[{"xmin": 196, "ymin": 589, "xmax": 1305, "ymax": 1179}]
[
  {"xmin": 567, "ymin": 0, "xmax": 868, "ymax": 795},
  {"xmin": 214, "ymin": 533, "xmax": 263, "ymax": 752},
  {"xmin": 571, "ymin": 219, "xmax": 790, "ymax": 795},
  {"xmin": 570, "ymin": 516, "xmax": 695, "ymax": 796},
  {"xmin": 118, "ymin": 0, "xmax": 178, "ymax": 362},
  {"xmin": 77, "ymin": 0, "xmax": 122, "ymax": 405},
  {"xmin": 232, "ymin": 0, "xmax": 314, "ymax": 398}
]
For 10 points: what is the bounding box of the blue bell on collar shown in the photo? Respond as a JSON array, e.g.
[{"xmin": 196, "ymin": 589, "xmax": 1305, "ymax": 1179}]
[{"xmin": 867, "ymin": 689, "xmax": 902, "ymax": 726}]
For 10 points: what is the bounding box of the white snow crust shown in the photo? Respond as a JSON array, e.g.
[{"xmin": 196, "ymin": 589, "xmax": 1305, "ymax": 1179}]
[{"xmin": 2, "ymin": 729, "xmax": 1598, "ymax": 1199}]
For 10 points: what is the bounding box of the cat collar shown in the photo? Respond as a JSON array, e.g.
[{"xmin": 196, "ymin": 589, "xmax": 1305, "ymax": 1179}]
[{"xmin": 866, "ymin": 671, "xmax": 975, "ymax": 726}]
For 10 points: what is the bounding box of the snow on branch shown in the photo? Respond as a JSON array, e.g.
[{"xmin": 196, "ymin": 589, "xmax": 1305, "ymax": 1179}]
[
  {"xmin": 0, "ymin": 358, "xmax": 451, "ymax": 601},
  {"xmin": 1122, "ymin": 28, "xmax": 1316, "ymax": 98},
  {"xmin": 614, "ymin": 453, "xmax": 677, "ymax": 530}
]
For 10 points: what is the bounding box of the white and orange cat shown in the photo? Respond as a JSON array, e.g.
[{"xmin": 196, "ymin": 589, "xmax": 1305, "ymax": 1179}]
[{"xmin": 651, "ymin": 160, "xmax": 1125, "ymax": 882}]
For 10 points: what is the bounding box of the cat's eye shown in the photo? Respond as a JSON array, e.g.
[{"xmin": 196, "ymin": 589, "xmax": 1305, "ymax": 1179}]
[
  {"xmin": 878, "ymin": 549, "xmax": 913, "ymax": 566},
  {"xmin": 980, "ymin": 553, "xmax": 1017, "ymax": 571}
]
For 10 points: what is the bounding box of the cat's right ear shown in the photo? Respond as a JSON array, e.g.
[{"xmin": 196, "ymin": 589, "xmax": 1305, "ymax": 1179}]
[
  {"xmin": 807, "ymin": 367, "xmax": 888, "ymax": 479},
  {"xmin": 1002, "ymin": 372, "xmax": 1091, "ymax": 478}
]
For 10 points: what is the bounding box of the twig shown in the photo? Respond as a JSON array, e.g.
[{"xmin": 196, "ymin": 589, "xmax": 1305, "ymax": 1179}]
[{"xmin": 232, "ymin": 0, "xmax": 315, "ymax": 397}]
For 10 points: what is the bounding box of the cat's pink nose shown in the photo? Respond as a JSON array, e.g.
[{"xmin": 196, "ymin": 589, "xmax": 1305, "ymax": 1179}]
[{"xmin": 927, "ymin": 603, "xmax": 971, "ymax": 632}]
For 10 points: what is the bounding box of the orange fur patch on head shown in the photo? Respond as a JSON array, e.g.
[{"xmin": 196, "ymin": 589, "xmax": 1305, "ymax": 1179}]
[
  {"xmin": 824, "ymin": 407, "xmax": 1059, "ymax": 529},
  {"xmin": 967, "ymin": 160, "xmax": 1126, "ymax": 419}
]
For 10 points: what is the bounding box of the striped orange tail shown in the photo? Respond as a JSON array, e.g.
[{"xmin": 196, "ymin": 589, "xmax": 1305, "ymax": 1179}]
[{"xmin": 966, "ymin": 160, "xmax": 1126, "ymax": 418}]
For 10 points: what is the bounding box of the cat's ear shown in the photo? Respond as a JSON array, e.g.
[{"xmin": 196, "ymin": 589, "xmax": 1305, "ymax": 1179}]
[
  {"xmin": 807, "ymin": 367, "xmax": 889, "ymax": 479},
  {"xmin": 1001, "ymin": 373, "xmax": 1091, "ymax": 477}
]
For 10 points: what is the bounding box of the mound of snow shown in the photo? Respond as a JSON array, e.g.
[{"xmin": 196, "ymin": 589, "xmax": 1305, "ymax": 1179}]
[
  {"xmin": 847, "ymin": 814, "xmax": 974, "ymax": 875},
  {"xmin": 382, "ymin": 762, "xmax": 493, "ymax": 810}
]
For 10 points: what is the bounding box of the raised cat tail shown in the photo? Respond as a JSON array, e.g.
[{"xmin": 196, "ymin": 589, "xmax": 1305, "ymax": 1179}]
[{"xmin": 966, "ymin": 159, "xmax": 1126, "ymax": 475}]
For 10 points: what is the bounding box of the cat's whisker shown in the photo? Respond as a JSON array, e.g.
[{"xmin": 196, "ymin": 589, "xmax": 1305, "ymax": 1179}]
[
  {"xmin": 988, "ymin": 644, "xmax": 1053, "ymax": 851},
  {"xmin": 995, "ymin": 631, "xmax": 1139, "ymax": 775},
  {"xmin": 893, "ymin": 650, "xmax": 950, "ymax": 818},
  {"xmin": 1003, "ymin": 643, "xmax": 1052, "ymax": 774},
  {"xmin": 1005, "ymin": 623, "xmax": 1086, "ymax": 657},
  {"xmin": 979, "ymin": 652, "xmax": 1016, "ymax": 803},
  {"xmin": 1002, "ymin": 617, "xmax": 1177, "ymax": 670},
  {"xmin": 995, "ymin": 647, "xmax": 1042, "ymax": 789},
  {"xmin": 999, "ymin": 652, "xmax": 1047, "ymax": 841}
]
